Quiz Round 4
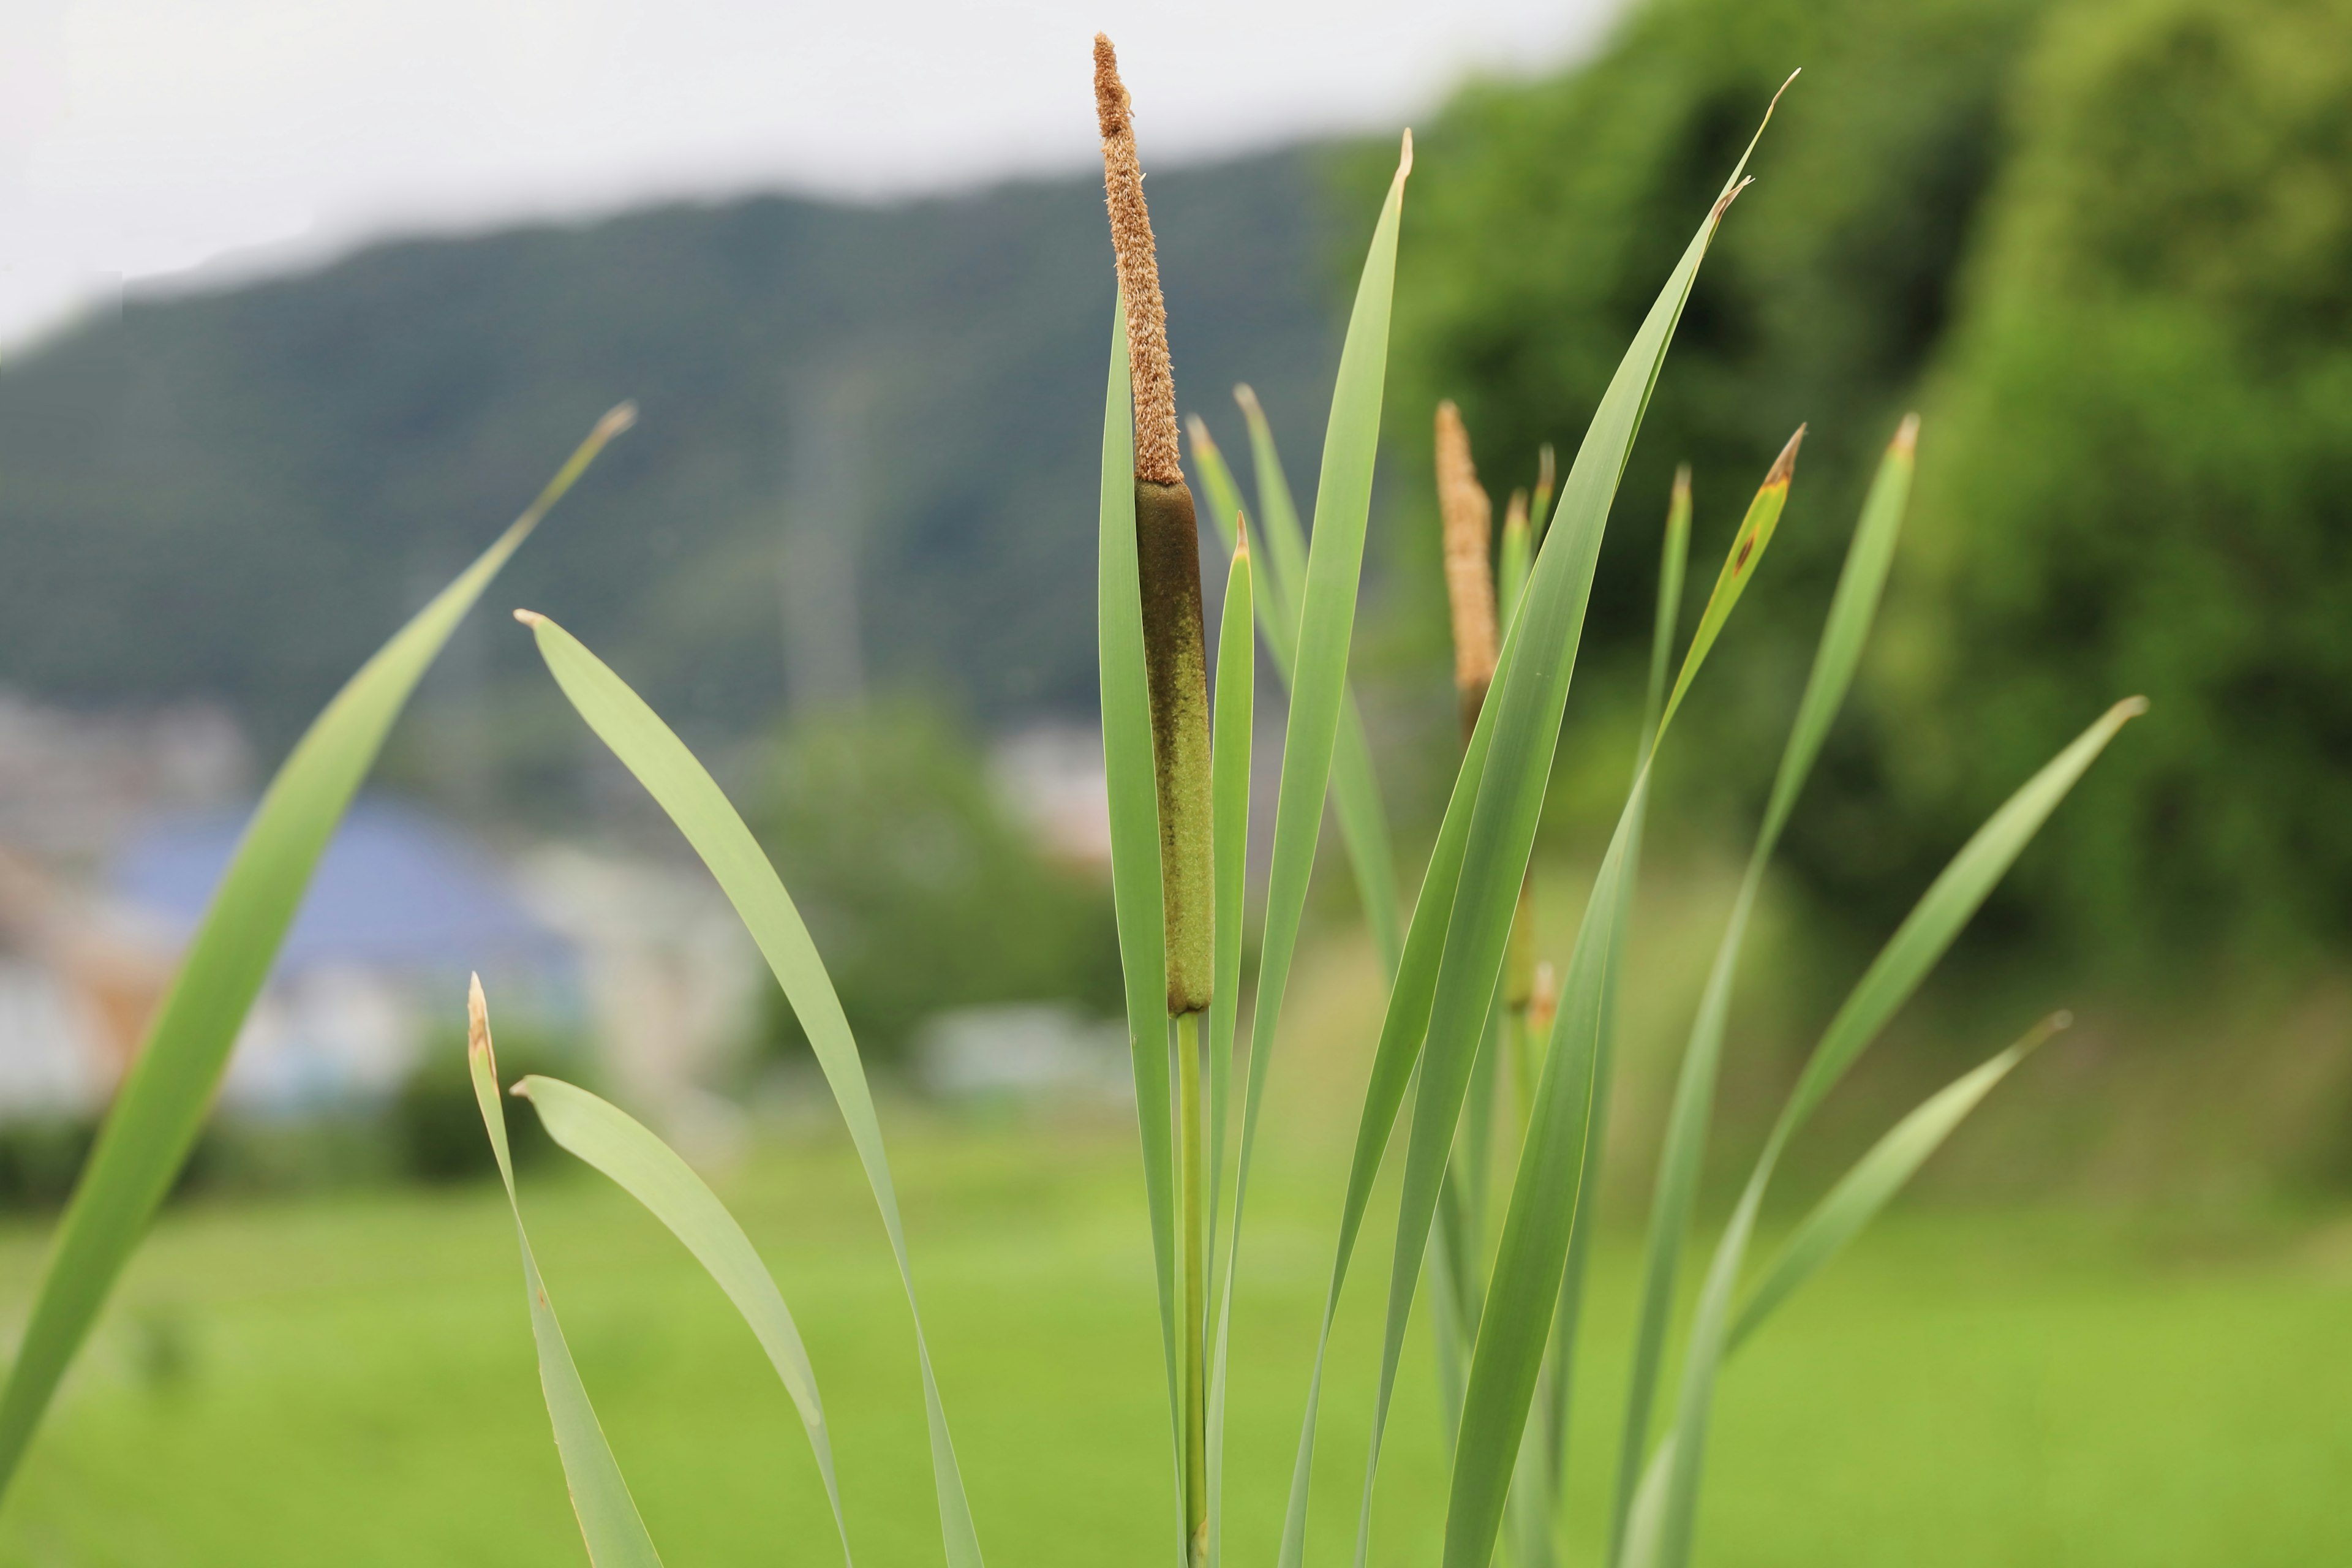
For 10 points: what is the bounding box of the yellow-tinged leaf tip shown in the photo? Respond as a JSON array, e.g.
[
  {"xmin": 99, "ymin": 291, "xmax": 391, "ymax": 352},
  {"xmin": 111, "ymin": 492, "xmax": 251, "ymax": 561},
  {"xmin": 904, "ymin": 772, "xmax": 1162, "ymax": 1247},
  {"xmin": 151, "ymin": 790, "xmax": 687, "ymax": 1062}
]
[
  {"xmin": 1766, "ymin": 424, "xmax": 1807, "ymax": 489},
  {"xmin": 594, "ymin": 402, "xmax": 638, "ymax": 442},
  {"xmin": 1234, "ymin": 383, "xmax": 1261, "ymax": 417},
  {"xmin": 1186, "ymin": 412, "xmax": 1215, "ymax": 452},
  {"xmin": 2117, "ymin": 695, "xmax": 2150, "ymax": 719},
  {"xmin": 1673, "ymin": 461, "xmax": 1692, "ymax": 499},
  {"xmin": 1232, "ymin": 519, "xmax": 1249, "ymax": 563},
  {"xmin": 1893, "ymin": 412, "xmax": 1921, "ymax": 458},
  {"xmin": 467, "ymin": 973, "xmax": 494, "ymax": 1073},
  {"xmin": 509, "ymin": 1079, "xmax": 531, "ymax": 1099},
  {"xmin": 512, "ymin": 608, "xmax": 547, "ymax": 627},
  {"xmin": 2050, "ymin": 1009, "xmax": 2075, "ymax": 1031},
  {"xmin": 1396, "ymin": 128, "xmax": 1414, "ymax": 182}
]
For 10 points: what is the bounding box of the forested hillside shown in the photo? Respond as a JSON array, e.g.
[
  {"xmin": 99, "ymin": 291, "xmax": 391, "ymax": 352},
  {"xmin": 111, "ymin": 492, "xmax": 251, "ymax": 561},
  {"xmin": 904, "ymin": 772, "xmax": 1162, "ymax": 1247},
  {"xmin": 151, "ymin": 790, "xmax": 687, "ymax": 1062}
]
[{"xmin": 0, "ymin": 149, "xmax": 1348, "ymax": 760}]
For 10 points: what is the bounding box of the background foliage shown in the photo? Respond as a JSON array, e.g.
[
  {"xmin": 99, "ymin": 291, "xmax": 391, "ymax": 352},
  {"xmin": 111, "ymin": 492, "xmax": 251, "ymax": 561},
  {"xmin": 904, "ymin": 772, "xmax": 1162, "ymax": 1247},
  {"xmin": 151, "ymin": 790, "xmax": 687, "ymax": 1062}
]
[{"xmin": 1386, "ymin": 0, "xmax": 2352, "ymax": 967}]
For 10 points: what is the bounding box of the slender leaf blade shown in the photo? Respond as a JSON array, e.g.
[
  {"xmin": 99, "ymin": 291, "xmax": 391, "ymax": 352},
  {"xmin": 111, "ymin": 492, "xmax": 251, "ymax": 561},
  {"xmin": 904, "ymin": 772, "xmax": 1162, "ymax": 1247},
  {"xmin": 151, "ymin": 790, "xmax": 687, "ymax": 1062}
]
[
  {"xmin": 470, "ymin": 982, "xmax": 664, "ymax": 1568},
  {"xmin": 1204, "ymin": 536, "xmax": 1254, "ymax": 1568},
  {"xmin": 518, "ymin": 1074, "xmax": 852, "ymax": 1563},
  {"xmin": 1608, "ymin": 418, "xmax": 1919, "ymax": 1559},
  {"xmin": 1653, "ymin": 698, "xmax": 2145, "ymax": 1568},
  {"xmin": 1350, "ymin": 145, "xmax": 1768, "ymax": 1565},
  {"xmin": 1221, "ymin": 135, "xmax": 1412, "ymax": 1461},
  {"xmin": 0, "ymin": 409, "xmax": 630, "ymax": 1496},
  {"xmin": 522, "ymin": 616, "xmax": 984, "ymax": 1568},
  {"xmin": 1099, "ymin": 296, "xmax": 1185, "ymax": 1489}
]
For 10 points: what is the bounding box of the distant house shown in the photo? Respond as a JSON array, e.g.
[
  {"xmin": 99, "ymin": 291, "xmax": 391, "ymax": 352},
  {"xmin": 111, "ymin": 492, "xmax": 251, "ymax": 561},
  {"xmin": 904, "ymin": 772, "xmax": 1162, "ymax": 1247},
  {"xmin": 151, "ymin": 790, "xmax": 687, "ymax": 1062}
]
[{"xmin": 104, "ymin": 799, "xmax": 582, "ymax": 1114}]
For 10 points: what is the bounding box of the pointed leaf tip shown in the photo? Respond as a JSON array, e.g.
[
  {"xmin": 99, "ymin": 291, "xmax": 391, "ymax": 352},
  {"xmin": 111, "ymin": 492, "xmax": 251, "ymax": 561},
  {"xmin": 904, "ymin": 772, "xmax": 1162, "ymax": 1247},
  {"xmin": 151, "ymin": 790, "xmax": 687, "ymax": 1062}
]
[
  {"xmin": 513, "ymin": 608, "xmax": 547, "ymax": 627},
  {"xmin": 1893, "ymin": 413, "xmax": 1921, "ymax": 457},
  {"xmin": 595, "ymin": 402, "xmax": 639, "ymax": 441},
  {"xmin": 1397, "ymin": 128, "xmax": 1414, "ymax": 180},
  {"xmin": 1766, "ymin": 425, "xmax": 1806, "ymax": 488}
]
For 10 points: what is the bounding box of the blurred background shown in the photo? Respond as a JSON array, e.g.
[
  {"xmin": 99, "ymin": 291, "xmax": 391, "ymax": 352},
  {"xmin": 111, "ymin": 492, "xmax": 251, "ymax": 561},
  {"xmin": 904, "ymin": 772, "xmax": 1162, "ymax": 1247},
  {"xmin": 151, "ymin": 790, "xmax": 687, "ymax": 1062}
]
[{"xmin": 4, "ymin": 0, "xmax": 2352, "ymax": 1563}]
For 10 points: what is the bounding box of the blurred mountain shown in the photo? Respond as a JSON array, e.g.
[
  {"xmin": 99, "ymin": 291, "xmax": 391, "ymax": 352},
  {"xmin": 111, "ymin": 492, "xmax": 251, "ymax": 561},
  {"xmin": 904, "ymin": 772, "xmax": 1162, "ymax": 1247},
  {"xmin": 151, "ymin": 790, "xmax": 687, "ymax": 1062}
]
[{"xmin": 0, "ymin": 148, "xmax": 1352, "ymax": 768}]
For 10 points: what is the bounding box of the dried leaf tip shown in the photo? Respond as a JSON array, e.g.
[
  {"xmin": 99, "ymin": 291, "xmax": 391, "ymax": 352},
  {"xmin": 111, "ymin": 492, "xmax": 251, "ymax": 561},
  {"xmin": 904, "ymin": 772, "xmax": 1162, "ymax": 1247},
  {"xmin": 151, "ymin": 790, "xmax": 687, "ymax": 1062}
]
[
  {"xmin": 1893, "ymin": 412, "xmax": 1921, "ymax": 458},
  {"xmin": 1093, "ymin": 32, "xmax": 1180, "ymax": 484},
  {"xmin": 594, "ymin": 402, "xmax": 639, "ymax": 442},
  {"xmin": 466, "ymin": 973, "xmax": 494, "ymax": 1072},
  {"xmin": 2117, "ymin": 695, "xmax": 2152, "ymax": 719},
  {"xmin": 1234, "ymin": 383, "xmax": 1262, "ymax": 420},
  {"xmin": 1396, "ymin": 127, "xmax": 1414, "ymax": 183},
  {"xmin": 511, "ymin": 608, "xmax": 547, "ymax": 627},
  {"xmin": 1529, "ymin": 960, "xmax": 1559, "ymax": 1039},
  {"xmin": 1435, "ymin": 401, "xmax": 1497, "ymax": 707},
  {"xmin": 2049, "ymin": 1009, "xmax": 2075, "ymax": 1032},
  {"xmin": 1232, "ymin": 519, "xmax": 1249, "ymax": 564},
  {"xmin": 1765, "ymin": 423, "xmax": 1807, "ymax": 489}
]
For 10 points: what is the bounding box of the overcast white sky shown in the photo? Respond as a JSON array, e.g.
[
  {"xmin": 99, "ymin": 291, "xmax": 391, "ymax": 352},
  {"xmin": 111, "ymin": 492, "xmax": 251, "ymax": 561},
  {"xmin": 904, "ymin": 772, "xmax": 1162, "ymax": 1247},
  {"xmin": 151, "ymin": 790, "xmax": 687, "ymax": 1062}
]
[{"xmin": 0, "ymin": 0, "xmax": 1622, "ymax": 350}]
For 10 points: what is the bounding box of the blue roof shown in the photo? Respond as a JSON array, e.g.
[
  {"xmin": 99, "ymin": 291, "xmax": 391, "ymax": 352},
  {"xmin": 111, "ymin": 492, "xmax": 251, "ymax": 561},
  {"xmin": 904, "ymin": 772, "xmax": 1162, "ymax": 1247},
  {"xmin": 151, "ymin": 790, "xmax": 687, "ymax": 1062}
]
[{"xmin": 111, "ymin": 797, "xmax": 570, "ymax": 974}]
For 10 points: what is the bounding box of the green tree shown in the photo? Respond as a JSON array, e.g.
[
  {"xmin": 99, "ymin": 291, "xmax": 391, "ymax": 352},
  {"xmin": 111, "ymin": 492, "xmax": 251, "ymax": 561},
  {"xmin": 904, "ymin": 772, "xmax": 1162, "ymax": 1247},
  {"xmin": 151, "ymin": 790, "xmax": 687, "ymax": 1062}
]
[
  {"xmin": 1887, "ymin": 0, "xmax": 2352, "ymax": 960},
  {"xmin": 752, "ymin": 698, "xmax": 1123, "ymax": 1064}
]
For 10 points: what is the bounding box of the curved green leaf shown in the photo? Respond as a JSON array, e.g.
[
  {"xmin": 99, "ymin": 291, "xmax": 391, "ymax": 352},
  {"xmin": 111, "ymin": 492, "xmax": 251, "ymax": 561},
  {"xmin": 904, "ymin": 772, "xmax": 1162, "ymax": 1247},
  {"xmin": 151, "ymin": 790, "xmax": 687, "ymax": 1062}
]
[
  {"xmin": 521, "ymin": 615, "xmax": 984, "ymax": 1568},
  {"xmin": 1444, "ymin": 444, "xmax": 1796, "ymax": 1568},
  {"xmin": 0, "ymin": 407, "xmax": 631, "ymax": 1498},
  {"xmin": 1343, "ymin": 124, "xmax": 1776, "ymax": 1568},
  {"xmin": 1651, "ymin": 697, "xmax": 2145, "ymax": 1568},
  {"xmin": 518, "ymin": 1074, "xmax": 851, "ymax": 1564},
  {"xmin": 1204, "ymin": 537, "xmax": 1253, "ymax": 1568},
  {"xmin": 470, "ymin": 982, "xmax": 663, "ymax": 1568},
  {"xmin": 1608, "ymin": 418, "xmax": 1918, "ymax": 1559}
]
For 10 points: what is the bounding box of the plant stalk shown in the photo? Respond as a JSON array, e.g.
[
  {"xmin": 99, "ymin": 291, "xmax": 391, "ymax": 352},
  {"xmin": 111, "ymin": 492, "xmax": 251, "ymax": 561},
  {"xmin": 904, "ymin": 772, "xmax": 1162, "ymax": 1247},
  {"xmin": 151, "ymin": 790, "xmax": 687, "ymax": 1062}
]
[{"xmin": 1177, "ymin": 1006, "xmax": 1210, "ymax": 1568}]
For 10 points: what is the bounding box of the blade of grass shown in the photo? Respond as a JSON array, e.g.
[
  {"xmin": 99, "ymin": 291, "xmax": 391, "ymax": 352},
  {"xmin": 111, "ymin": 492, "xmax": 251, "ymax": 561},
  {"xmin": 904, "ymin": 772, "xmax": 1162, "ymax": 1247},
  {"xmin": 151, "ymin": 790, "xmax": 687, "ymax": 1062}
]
[
  {"xmin": 1544, "ymin": 442, "xmax": 1771, "ymax": 1517},
  {"xmin": 1191, "ymin": 409, "xmax": 1402, "ymax": 978},
  {"xmin": 1614, "ymin": 1016, "xmax": 2066, "ymax": 1568},
  {"xmin": 1204, "ymin": 537, "xmax": 1253, "ymax": 1568},
  {"xmin": 516, "ymin": 1074, "xmax": 852, "ymax": 1564},
  {"xmin": 1607, "ymin": 419, "xmax": 1918, "ymax": 1562},
  {"xmin": 1444, "ymin": 441, "xmax": 1798, "ymax": 1568},
  {"xmin": 1102, "ymin": 296, "xmax": 1186, "ymax": 1506},
  {"xmin": 1347, "ymin": 97, "xmax": 1786, "ymax": 1563},
  {"xmin": 1651, "ymin": 696, "xmax": 2146, "ymax": 1568},
  {"xmin": 1725, "ymin": 1015, "xmax": 2065, "ymax": 1351},
  {"xmin": 519, "ymin": 614, "xmax": 984, "ymax": 1568},
  {"xmin": 1221, "ymin": 129, "xmax": 1411, "ymax": 1537},
  {"xmin": 469, "ymin": 980, "xmax": 664, "ymax": 1568},
  {"xmin": 0, "ymin": 407, "xmax": 631, "ymax": 1498}
]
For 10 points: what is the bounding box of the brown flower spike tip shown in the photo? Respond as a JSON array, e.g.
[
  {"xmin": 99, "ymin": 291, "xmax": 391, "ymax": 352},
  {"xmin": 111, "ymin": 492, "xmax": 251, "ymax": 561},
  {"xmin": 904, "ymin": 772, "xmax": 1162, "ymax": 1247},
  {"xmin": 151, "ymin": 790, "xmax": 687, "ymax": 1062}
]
[
  {"xmin": 1435, "ymin": 400, "xmax": 1498, "ymax": 737},
  {"xmin": 1096, "ymin": 32, "xmax": 1213, "ymax": 1018}
]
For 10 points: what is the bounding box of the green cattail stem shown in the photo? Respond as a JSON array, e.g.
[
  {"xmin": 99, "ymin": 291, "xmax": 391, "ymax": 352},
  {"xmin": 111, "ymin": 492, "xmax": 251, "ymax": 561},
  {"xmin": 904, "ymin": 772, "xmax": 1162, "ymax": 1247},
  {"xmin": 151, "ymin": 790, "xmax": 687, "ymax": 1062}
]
[
  {"xmin": 1137, "ymin": 476, "xmax": 1216, "ymax": 1014},
  {"xmin": 1175, "ymin": 1006, "xmax": 1209, "ymax": 1568}
]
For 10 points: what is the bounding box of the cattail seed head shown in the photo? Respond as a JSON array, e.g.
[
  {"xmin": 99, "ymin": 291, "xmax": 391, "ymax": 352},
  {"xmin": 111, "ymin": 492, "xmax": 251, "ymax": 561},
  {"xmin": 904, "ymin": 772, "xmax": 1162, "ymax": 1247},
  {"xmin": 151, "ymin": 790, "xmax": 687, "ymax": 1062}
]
[
  {"xmin": 1095, "ymin": 34, "xmax": 1182, "ymax": 487},
  {"xmin": 1096, "ymin": 37, "xmax": 1213, "ymax": 1017},
  {"xmin": 1436, "ymin": 401, "xmax": 1498, "ymax": 736}
]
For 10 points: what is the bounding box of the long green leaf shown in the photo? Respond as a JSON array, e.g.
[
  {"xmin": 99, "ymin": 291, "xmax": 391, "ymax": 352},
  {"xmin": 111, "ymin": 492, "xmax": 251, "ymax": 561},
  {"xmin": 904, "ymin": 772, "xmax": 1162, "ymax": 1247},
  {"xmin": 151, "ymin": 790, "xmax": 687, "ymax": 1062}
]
[
  {"xmin": 1616, "ymin": 1016, "xmax": 2064, "ymax": 1568},
  {"xmin": 1215, "ymin": 130, "xmax": 1411, "ymax": 1556},
  {"xmin": 0, "ymin": 407, "xmax": 631, "ymax": 1498},
  {"xmin": 470, "ymin": 981, "xmax": 664, "ymax": 1568},
  {"xmin": 1346, "ymin": 118, "xmax": 1779, "ymax": 1567},
  {"xmin": 517, "ymin": 1074, "xmax": 851, "ymax": 1563},
  {"xmin": 1204, "ymin": 536, "xmax": 1253, "ymax": 1568},
  {"xmin": 1539, "ymin": 464, "xmax": 1698, "ymax": 1504},
  {"xmin": 1725, "ymin": 1016, "xmax": 2064, "ymax": 1352},
  {"xmin": 1099, "ymin": 295, "xmax": 1185, "ymax": 1507},
  {"xmin": 520, "ymin": 616, "xmax": 984, "ymax": 1568},
  {"xmin": 1651, "ymin": 696, "xmax": 2145, "ymax": 1568},
  {"xmin": 1444, "ymin": 444, "xmax": 1796, "ymax": 1568},
  {"xmin": 1608, "ymin": 418, "xmax": 1918, "ymax": 1560},
  {"xmin": 1190, "ymin": 409, "xmax": 1403, "ymax": 978}
]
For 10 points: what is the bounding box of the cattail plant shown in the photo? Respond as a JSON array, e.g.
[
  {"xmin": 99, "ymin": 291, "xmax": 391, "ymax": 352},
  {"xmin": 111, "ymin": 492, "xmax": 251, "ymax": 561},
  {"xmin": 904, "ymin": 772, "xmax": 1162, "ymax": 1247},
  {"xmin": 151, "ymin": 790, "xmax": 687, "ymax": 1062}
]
[
  {"xmin": 0, "ymin": 43, "xmax": 2156, "ymax": 1568},
  {"xmin": 1096, "ymin": 32, "xmax": 1215, "ymax": 1568}
]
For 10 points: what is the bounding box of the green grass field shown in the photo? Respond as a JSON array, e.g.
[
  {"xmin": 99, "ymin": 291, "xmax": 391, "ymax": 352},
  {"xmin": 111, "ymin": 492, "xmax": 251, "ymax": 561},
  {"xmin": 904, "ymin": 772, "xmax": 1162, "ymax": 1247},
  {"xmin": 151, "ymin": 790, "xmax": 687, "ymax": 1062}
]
[{"xmin": 2, "ymin": 1110, "xmax": 2348, "ymax": 1568}]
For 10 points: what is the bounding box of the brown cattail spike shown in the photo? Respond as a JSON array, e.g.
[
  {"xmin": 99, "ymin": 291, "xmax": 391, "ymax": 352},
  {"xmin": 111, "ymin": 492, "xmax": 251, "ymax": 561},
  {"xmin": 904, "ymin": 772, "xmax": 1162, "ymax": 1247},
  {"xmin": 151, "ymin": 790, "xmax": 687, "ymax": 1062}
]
[
  {"xmin": 1095, "ymin": 34, "xmax": 1182, "ymax": 486},
  {"xmin": 1096, "ymin": 35, "xmax": 1213, "ymax": 1017},
  {"xmin": 1435, "ymin": 401, "xmax": 1498, "ymax": 736}
]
